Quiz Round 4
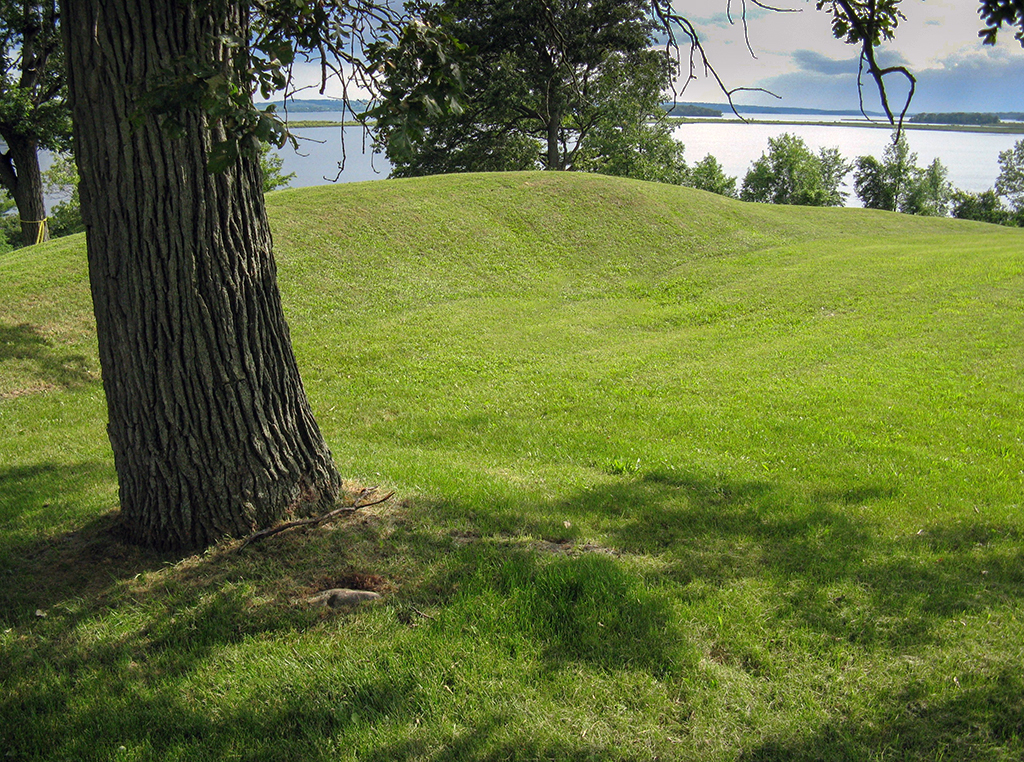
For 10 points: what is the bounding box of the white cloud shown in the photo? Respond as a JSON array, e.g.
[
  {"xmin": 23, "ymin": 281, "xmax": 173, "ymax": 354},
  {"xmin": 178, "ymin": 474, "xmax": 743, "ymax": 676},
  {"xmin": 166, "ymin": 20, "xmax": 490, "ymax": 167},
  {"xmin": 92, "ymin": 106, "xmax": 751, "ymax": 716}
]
[
  {"xmin": 255, "ymin": 60, "xmax": 373, "ymax": 105},
  {"xmin": 747, "ymin": 45, "xmax": 1024, "ymax": 112},
  {"xmin": 911, "ymin": 49, "xmax": 1024, "ymax": 111},
  {"xmin": 669, "ymin": 1, "xmax": 1024, "ymax": 110}
]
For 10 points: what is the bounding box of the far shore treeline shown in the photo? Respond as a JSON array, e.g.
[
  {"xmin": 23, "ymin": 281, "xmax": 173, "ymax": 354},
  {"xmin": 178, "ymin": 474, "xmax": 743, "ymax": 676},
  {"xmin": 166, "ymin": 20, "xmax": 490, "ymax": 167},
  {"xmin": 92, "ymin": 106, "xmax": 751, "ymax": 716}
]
[
  {"xmin": 264, "ymin": 100, "xmax": 1024, "ymax": 125},
  {"xmin": 910, "ymin": 112, "xmax": 1002, "ymax": 125}
]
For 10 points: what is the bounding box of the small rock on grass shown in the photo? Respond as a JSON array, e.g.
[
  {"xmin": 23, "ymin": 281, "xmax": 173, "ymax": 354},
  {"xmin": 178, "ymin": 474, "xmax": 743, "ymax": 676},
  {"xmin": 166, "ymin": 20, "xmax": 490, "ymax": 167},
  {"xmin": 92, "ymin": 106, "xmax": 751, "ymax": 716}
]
[{"xmin": 306, "ymin": 588, "xmax": 381, "ymax": 609}]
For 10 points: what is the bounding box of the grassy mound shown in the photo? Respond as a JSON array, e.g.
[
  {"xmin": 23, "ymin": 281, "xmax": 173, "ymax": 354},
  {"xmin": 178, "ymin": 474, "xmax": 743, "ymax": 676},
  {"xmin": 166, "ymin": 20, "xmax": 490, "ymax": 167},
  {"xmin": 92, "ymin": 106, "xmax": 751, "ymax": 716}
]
[{"xmin": 2, "ymin": 172, "xmax": 1023, "ymax": 760}]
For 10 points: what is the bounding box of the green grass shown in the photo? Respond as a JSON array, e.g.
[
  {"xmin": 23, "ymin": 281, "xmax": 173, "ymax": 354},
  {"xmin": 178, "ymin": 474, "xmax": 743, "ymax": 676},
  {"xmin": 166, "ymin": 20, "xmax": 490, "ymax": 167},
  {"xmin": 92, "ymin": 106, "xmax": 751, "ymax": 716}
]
[{"xmin": 2, "ymin": 171, "xmax": 1023, "ymax": 760}]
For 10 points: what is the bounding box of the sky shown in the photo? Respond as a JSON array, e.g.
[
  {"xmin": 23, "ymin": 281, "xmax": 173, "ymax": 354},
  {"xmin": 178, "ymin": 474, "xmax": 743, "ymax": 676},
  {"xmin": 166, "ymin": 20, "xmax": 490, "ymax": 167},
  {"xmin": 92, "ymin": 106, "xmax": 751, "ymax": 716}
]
[
  {"xmin": 279, "ymin": 1, "xmax": 1024, "ymax": 114},
  {"xmin": 672, "ymin": 0, "xmax": 1024, "ymax": 112}
]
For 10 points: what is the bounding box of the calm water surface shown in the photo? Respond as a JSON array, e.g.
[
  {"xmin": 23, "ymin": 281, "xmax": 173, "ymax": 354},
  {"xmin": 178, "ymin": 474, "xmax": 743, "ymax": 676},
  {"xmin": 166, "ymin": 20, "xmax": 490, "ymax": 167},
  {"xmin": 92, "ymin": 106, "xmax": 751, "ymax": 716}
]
[
  {"xmin": 673, "ymin": 116, "xmax": 1022, "ymax": 204},
  {"xmin": 281, "ymin": 122, "xmax": 390, "ymax": 186},
  {"xmin": 34, "ymin": 113, "xmax": 1023, "ymax": 212},
  {"xmin": 271, "ymin": 113, "xmax": 1023, "ymax": 205}
]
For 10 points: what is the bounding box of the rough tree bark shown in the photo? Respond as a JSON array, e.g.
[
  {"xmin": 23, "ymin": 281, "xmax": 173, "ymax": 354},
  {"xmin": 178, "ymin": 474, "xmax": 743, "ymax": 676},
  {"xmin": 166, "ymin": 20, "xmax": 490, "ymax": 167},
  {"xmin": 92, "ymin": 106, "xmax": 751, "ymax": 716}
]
[{"xmin": 62, "ymin": 0, "xmax": 342, "ymax": 550}]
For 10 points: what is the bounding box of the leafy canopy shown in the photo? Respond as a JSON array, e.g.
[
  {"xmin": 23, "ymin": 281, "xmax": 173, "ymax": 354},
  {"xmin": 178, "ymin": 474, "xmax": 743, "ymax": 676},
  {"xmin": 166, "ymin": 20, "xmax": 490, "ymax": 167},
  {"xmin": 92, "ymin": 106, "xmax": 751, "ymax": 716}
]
[
  {"xmin": 951, "ymin": 188, "xmax": 1016, "ymax": 226},
  {"xmin": 370, "ymin": 0, "xmax": 669, "ymax": 177},
  {"xmin": 686, "ymin": 155, "xmax": 737, "ymax": 198},
  {"xmin": 853, "ymin": 133, "xmax": 953, "ymax": 216},
  {"xmin": 571, "ymin": 49, "xmax": 688, "ymax": 184},
  {"xmin": 741, "ymin": 133, "xmax": 851, "ymax": 208},
  {"xmin": 126, "ymin": 2, "xmax": 1024, "ymax": 174},
  {"xmin": 0, "ymin": 0, "xmax": 69, "ymax": 152},
  {"xmin": 995, "ymin": 138, "xmax": 1024, "ymax": 213}
]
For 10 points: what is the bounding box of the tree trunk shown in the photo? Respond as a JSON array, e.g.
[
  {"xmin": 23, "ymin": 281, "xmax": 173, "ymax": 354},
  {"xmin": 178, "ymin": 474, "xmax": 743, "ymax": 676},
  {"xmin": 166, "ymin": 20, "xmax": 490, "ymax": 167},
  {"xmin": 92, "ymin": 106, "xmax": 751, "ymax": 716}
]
[
  {"xmin": 0, "ymin": 135, "xmax": 49, "ymax": 246},
  {"xmin": 62, "ymin": 0, "xmax": 342, "ymax": 550},
  {"xmin": 546, "ymin": 115, "xmax": 562, "ymax": 170}
]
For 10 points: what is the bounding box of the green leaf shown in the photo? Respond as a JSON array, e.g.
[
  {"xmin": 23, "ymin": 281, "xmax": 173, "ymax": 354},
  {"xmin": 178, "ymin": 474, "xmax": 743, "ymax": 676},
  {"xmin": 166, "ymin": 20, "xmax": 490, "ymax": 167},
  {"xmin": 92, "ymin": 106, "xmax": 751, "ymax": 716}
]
[{"xmin": 206, "ymin": 140, "xmax": 239, "ymax": 174}]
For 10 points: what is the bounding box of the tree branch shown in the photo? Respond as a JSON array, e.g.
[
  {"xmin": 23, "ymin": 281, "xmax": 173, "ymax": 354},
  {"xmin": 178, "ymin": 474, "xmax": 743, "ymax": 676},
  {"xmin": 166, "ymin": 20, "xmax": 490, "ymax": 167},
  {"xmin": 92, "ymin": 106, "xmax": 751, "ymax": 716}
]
[
  {"xmin": 828, "ymin": 0, "xmax": 915, "ymax": 136},
  {"xmin": 237, "ymin": 489, "xmax": 395, "ymax": 550}
]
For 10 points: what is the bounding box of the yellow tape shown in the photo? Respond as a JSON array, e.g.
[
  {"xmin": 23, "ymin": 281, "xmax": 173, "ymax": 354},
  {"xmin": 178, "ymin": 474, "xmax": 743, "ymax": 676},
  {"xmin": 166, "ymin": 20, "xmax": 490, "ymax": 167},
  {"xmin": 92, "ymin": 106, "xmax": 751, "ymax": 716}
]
[{"xmin": 18, "ymin": 217, "xmax": 48, "ymax": 244}]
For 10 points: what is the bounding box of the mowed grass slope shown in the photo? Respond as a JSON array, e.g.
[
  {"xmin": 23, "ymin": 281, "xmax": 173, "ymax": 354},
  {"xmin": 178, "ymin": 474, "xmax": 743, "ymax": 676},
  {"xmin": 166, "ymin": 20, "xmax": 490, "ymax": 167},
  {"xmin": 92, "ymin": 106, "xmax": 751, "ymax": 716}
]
[{"xmin": 2, "ymin": 171, "xmax": 1023, "ymax": 760}]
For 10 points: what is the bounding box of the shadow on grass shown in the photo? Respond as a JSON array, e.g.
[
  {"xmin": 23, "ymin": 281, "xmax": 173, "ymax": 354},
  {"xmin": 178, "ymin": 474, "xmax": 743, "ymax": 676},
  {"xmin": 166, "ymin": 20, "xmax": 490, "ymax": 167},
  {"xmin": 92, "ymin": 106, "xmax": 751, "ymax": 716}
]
[
  {"xmin": 546, "ymin": 467, "xmax": 1024, "ymax": 649},
  {"xmin": 0, "ymin": 321, "xmax": 96, "ymax": 393},
  {"xmin": 362, "ymin": 714, "xmax": 629, "ymax": 762},
  {"xmin": 1, "ymin": 481, "xmax": 659, "ymax": 760},
  {"xmin": 0, "ymin": 510, "xmax": 389, "ymax": 759},
  {"xmin": 0, "ymin": 461, "xmax": 113, "ymax": 524},
  {"xmin": 744, "ymin": 664, "xmax": 1024, "ymax": 762},
  {"xmin": 0, "ymin": 509, "xmax": 178, "ymax": 626},
  {"xmin": 2, "ymin": 463, "xmax": 1023, "ymax": 760},
  {"xmin": 0, "ymin": 459, "xmax": 147, "ymax": 625},
  {"xmin": 437, "ymin": 545, "xmax": 683, "ymax": 678}
]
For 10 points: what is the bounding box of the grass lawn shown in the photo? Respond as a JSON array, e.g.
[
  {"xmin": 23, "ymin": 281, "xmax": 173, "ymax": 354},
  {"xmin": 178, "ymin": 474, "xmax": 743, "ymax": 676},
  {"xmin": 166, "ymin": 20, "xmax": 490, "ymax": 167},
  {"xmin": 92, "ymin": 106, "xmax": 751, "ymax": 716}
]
[{"xmin": 2, "ymin": 171, "xmax": 1023, "ymax": 760}]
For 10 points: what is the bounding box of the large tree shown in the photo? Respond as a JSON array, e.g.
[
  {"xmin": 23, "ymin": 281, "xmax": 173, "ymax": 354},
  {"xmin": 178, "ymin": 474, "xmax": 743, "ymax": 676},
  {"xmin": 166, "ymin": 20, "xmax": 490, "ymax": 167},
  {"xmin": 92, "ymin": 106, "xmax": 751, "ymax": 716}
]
[
  {"xmin": 373, "ymin": 0, "xmax": 666, "ymax": 177},
  {"xmin": 0, "ymin": 0, "xmax": 70, "ymax": 246},
  {"xmin": 571, "ymin": 48, "xmax": 688, "ymax": 184},
  {"xmin": 61, "ymin": 0, "xmax": 343, "ymax": 550},
  {"xmin": 60, "ymin": 0, "xmax": 1024, "ymax": 551}
]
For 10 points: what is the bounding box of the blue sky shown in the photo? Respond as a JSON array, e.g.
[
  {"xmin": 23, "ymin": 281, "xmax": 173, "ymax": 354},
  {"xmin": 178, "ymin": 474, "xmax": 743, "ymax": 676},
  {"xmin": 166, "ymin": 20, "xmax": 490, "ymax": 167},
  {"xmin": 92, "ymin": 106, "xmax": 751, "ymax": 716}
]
[
  {"xmin": 673, "ymin": 0, "xmax": 1024, "ymax": 112},
  {"xmin": 285, "ymin": 1, "xmax": 1024, "ymax": 114}
]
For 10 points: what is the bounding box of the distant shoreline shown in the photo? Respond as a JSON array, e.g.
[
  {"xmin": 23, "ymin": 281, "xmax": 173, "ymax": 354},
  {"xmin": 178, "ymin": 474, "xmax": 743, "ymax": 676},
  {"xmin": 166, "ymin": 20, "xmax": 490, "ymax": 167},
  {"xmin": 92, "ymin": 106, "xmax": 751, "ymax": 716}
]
[
  {"xmin": 284, "ymin": 117, "xmax": 1024, "ymax": 135},
  {"xmin": 285, "ymin": 120, "xmax": 360, "ymax": 128},
  {"xmin": 668, "ymin": 117, "xmax": 1024, "ymax": 135}
]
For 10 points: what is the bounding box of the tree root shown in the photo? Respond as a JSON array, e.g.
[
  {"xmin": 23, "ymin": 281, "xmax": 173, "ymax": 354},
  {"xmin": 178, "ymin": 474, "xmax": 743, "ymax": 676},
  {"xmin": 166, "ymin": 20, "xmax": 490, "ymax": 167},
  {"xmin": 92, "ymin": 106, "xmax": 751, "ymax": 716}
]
[{"xmin": 237, "ymin": 489, "xmax": 395, "ymax": 550}]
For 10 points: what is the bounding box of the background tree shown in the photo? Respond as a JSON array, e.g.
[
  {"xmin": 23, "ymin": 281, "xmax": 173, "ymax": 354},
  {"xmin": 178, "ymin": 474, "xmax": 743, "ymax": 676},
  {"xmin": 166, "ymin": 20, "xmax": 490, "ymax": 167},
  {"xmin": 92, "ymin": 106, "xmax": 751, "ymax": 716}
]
[
  {"xmin": 854, "ymin": 133, "xmax": 952, "ymax": 216},
  {"xmin": 0, "ymin": 185, "xmax": 16, "ymax": 252},
  {"xmin": 740, "ymin": 133, "xmax": 851, "ymax": 207},
  {"xmin": 902, "ymin": 157, "xmax": 953, "ymax": 217},
  {"xmin": 0, "ymin": 0, "xmax": 70, "ymax": 246},
  {"xmin": 374, "ymin": 0, "xmax": 669, "ymax": 178},
  {"xmin": 41, "ymin": 151, "xmax": 82, "ymax": 237},
  {"xmin": 572, "ymin": 50, "xmax": 687, "ymax": 184},
  {"xmin": 853, "ymin": 153, "xmax": 897, "ymax": 212},
  {"xmin": 260, "ymin": 142, "xmax": 296, "ymax": 193},
  {"xmin": 951, "ymin": 188, "xmax": 1013, "ymax": 225},
  {"xmin": 685, "ymin": 154, "xmax": 737, "ymax": 198},
  {"xmin": 995, "ymin": 138, "xmax": 1024, "ymax": 215}
]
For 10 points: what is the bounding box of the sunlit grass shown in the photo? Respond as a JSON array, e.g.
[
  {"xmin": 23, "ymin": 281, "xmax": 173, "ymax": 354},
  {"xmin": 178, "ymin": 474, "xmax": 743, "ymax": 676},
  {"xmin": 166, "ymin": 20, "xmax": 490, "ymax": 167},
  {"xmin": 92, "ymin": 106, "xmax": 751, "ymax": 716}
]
[{"xmin": 2, "ymin": 172, "xmax": 1023, "ymax": 760}]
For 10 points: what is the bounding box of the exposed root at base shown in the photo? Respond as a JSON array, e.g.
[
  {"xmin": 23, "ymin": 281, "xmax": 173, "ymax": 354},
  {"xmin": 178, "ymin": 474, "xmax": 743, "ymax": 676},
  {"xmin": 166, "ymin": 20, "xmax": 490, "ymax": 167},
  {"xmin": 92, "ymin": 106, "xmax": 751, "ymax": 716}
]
[{"xmin": 237, "ymin": 488, "xmax": 395, "ymax": 550}]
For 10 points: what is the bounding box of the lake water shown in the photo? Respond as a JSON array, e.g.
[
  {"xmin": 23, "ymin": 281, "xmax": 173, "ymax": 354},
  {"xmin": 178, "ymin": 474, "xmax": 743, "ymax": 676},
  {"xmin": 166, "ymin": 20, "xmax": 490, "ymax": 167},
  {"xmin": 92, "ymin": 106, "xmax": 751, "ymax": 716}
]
[
  {"xmin": 275, "ymin": 112, "xmax": 1023, "ymax": 207},
  {"xmin": 35, "ymin": 112, "xmax": 1017, "ymax": 211},
  {"xmin": 280, "ymin": 122, "xmax": 391, "ymax": 186},
  {"xmin": 672, "ymin": 116, "xmax": 1022, "ymax": 204}
]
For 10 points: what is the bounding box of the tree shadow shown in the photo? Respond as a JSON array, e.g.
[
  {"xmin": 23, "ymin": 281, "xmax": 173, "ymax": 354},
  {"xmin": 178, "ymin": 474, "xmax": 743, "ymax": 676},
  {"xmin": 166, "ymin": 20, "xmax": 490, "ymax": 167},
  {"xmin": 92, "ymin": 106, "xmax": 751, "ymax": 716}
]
[
  {"xmin": 425, "ymin": 544, "xmax": 683, "ymax": 678},
  {"xmin": 2, "ymin": 460, "xmax": 1022, "ymax": 760},
  {"xmin": 579, "ymin": 467, "xmax": 1024, "ymax": 649},
  {"xmin": 362, "ymin": 713, "xmax": 629, "ymax": 761},
  {"xmin": 0, "ymin": 321, "xmax": 96, "ymax": 393},
  {"xmin": 343, "ymin": 467, "xmax": 1024, "ymax": 669},
  {"xmin": 0, "ymin": 508, "xmax": 179, "ymax": 627},
  {"xmin": 1, "ymin": 497, "xmax": 509, "ymax": 760},
  {"xmin": 0, "ymin": 461, "xmax": 113, "ymax": 524},
  {"xmin": 743, "ymin": 664, "xmax": 1024, "ymax": 761}
]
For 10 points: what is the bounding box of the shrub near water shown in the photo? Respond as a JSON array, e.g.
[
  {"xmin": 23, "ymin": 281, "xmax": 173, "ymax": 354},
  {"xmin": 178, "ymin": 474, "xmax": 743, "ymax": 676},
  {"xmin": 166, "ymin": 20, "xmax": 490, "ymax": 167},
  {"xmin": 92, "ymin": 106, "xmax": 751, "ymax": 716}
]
[{"xmin": 2, "ymin": 172, "xmax": 1024, "ymax": 760}]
